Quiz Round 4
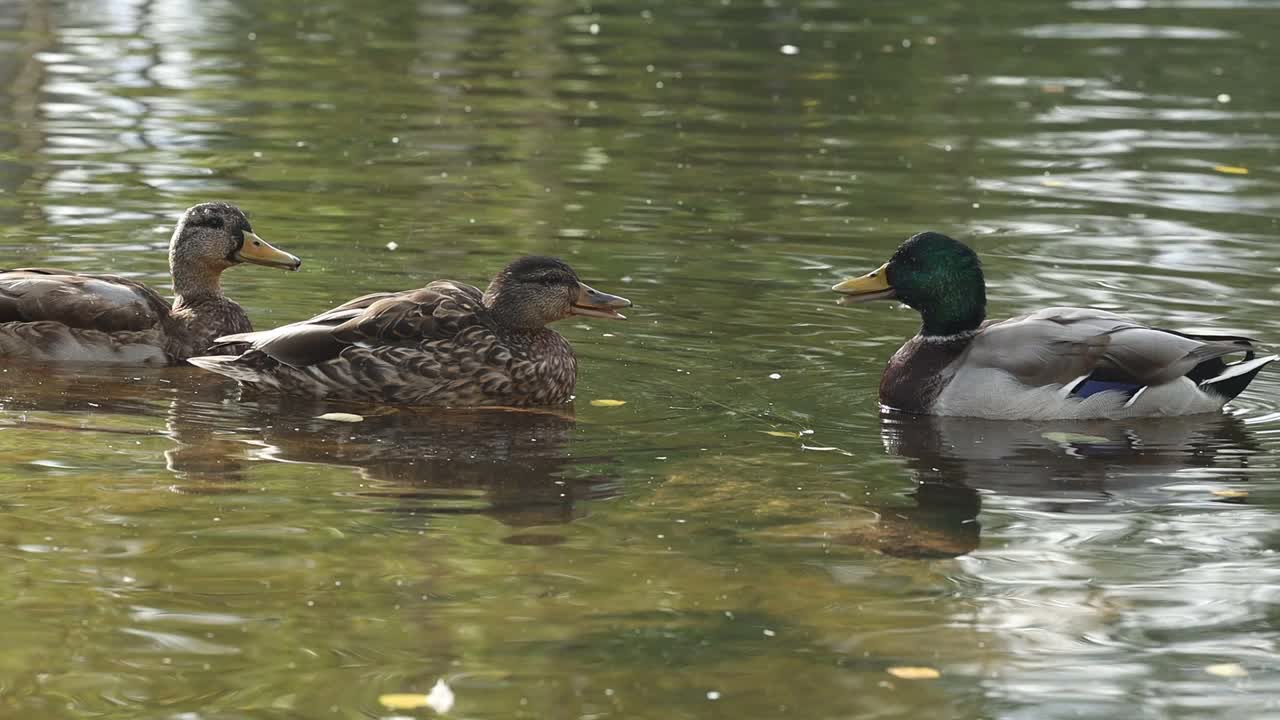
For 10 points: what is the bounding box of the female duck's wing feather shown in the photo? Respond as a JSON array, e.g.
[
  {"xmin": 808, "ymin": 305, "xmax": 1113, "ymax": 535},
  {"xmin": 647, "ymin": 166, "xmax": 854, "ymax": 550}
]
[
  {"xmin": 210, "ymin": 280, "xmax": 488, "ymax": 368},
  {"xmin": 0, "ymin": 268, "xmax": 171, "ymax": 332},
  {"xmin": 963, "ymin": 307, "xmax": 1256, "ymax": 388}
]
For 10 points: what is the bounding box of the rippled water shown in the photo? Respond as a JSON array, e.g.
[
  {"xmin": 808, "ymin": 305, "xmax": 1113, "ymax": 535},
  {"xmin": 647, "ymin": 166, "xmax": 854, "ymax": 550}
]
[{"xmin": 2, "ymin": 0, "xmax": 1280, "ymax": 717}]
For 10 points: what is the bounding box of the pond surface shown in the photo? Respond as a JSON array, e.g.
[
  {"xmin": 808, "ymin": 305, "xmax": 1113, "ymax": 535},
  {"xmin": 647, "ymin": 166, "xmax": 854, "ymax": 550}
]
[{"xmin": 2, "ymin": 0, "xmax": 1280, "ymax": 717}]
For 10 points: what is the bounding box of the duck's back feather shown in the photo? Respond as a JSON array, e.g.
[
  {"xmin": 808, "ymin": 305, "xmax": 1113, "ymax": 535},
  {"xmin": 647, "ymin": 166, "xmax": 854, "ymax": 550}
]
[
  {"xmin": 965, "ymin": 307, "xmax": 1253, "ymax": 387},
  {"xmin": 887, "ymin": 307, "xmax": 1272, "ymax": 419},
  {"xmin": 211, "ymin": 280, "xmax": 489, "ymax": 368},
  {"xmin": 0, "ymin": 268, "xmax": 171, "ymax": 332}
]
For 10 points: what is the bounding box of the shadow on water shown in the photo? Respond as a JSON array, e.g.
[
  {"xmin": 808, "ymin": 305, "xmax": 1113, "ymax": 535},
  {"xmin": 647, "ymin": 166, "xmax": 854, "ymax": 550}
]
[
  {"xmin": 869, "ymin": 410, "xmax": 1261, "ymax": 557},
  {"xmin": 0, "ymin": 362, "xmax": 620, "ymax": 534}
]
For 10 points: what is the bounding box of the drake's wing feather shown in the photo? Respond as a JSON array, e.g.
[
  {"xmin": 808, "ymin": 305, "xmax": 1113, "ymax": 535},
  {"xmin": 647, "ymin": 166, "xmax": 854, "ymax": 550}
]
[
  {"xmin": 0, "ymin": 268, "xmax": 170, "ymax": 332},
  {"xmin": 967, "ymin": 307, "xmax": 1256, "ymax": 387},
  {"xmin": 222, "ymin": 280, "xmax": 488, "ymax": 368}
]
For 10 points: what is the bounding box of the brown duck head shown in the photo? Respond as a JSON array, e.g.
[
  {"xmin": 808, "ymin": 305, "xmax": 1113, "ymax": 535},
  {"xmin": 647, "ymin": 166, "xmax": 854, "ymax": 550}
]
[
  {"xmin": 169, "ymin": 202, "xmax": 301, "ymax": 300},
  {"xmin": 483, "ymin": 256, "xmax": 631, "ymax": 330}
]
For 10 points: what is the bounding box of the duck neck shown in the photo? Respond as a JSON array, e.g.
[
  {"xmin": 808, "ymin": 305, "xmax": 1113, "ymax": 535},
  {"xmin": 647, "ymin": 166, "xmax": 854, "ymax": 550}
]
[
  {"xmin": 171, "ymin": 263, "xmax": 225, "ymax": 309},
  {"xmin": 916, "ymin": 288, "xmax": 985, "ymax": 338}
]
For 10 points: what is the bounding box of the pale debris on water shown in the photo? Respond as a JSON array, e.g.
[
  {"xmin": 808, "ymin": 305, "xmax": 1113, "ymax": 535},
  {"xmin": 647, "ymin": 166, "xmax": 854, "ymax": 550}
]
[
  {"xmin": 1213, "ymin": 164, "xmax": 1249, "ymax": 175},
  {"xmin": 780, "ymin": 44, "xmax": 798, "ymax": 55},
  {"xmin": 316, "ymin": 412, "xmax": 364, "ymax": 423},
  {"xmin": 886, "ymin": 666, "xmax": 941, "ymax": 680},
  {"xmin": 590, "ymin": 399, "xmax": 627, "ymax": 407},
  {"xmin": 1205, "ymin": 663, "xmax": 1248, "ymax": 678},
  {"xmin": 761, "ymin": 430, "xmax": 801, "ymax": 438},
  {"xmin": 1212, "ymin": 489, "xmax": 1249, "ymax": 499},
  {"xmin": 386, "ymin": 241, "xmax": 399, "ymax": 250},
  {"xmin": 426, "ymin": 679, "xmax": 455, "ymax": 713},
  {"xmin": 378, "ymin": 679, "xmax": 455, "ymax": 713},
  {"xmin": 768, "ymin": 373, "xmax": 782, "ymax": 380},
  {"xmin": 1042, "ymin": 432, "xmax": 1114, "ymax": 444}
]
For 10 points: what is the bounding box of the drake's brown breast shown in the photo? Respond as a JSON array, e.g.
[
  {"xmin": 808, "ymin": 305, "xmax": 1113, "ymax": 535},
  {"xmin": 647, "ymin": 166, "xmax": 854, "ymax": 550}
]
[{"xmin": 879, "ymin": 336, "xmax": 970, "ymax": 414}]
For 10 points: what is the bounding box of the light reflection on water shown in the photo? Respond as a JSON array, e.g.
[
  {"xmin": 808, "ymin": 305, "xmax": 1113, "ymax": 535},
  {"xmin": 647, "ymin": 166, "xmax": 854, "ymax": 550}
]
[{"xmin": 0, "ymin": 0, "xmax": 1279, "ymax": 718}]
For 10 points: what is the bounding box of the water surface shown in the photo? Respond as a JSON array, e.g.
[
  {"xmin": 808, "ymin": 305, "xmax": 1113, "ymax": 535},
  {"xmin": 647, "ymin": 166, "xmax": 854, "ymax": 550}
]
[{"xmin": 1, "ymin": 0, "xmax": 1280, "ymax": 718}]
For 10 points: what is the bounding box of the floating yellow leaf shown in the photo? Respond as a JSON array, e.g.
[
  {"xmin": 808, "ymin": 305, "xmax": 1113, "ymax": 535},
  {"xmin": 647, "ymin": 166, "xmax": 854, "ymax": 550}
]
[
  {"xmin": 379, "ymin": 694, "xmax": 430, "ymax": 710},
  {"xmin": 316, "ymin": 412, "xmax": 364, "ymax": 423},
  {"xmin": 1041, "ymin": 179, "xmax": 1065, "ymax": 187},
  {"xmin": 1212, "ymin": 489, "xmax": 1249, "ymax": 499},
  {"xmin": 761, "ymin": 430, "xmax": 801, "ymax": 438},
  {"xmin": 1213, "ymin": 165, "xmax": 1249, "ymax": 175},
  {"xmin": 590, "ymin": 399, "xmax": 627, "ymax": 407},
  {"xmin": 1205, "ymin": 663, "xmax": 1248, "ymax": 678},
  {"xmin": 886, "ymin": 666, "xmax": 941, "ymax": 679}
]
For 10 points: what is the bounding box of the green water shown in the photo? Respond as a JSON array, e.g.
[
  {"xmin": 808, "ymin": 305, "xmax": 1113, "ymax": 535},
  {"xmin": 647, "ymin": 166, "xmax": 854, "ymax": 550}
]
[{"xmin": 2, "ymin": 0, "xmax": 1280, "ymax": 717}]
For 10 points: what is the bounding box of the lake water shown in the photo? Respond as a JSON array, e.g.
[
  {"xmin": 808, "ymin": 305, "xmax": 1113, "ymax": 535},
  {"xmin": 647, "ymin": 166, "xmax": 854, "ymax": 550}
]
[{"xmin": 1, "ymin": 0, "xmax": 1279, "ymax": 718}]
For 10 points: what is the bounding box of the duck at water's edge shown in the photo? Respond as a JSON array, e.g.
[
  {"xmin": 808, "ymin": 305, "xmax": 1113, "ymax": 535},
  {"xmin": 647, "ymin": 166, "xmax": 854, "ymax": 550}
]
[
  {"xmin": 189, "ymin": 256, "xmax": 631, "ymax": 407},
  {"xmin": 0, "ymin": 202, "xmax": 301, "ymax": 365},
  {"xmin": 832, "ymin": 232, "xmax": 1275, "ymax": 419}
]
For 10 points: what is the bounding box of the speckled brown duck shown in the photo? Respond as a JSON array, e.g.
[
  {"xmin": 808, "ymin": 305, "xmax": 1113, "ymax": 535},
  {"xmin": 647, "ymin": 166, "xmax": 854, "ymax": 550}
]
[
  {"xmin": 189, "ymin": 256, "xmax": 632, "ymax": 406},
  {"xmin": 0, "ymin": 202, "xmax": 301, "ymax": 365}
]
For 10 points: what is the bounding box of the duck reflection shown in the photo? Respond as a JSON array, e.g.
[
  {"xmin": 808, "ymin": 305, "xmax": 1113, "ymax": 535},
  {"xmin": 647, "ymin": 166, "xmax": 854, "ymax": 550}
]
[
  {"xmin": 0, "ymin": 363, "xmax": 617, "ymax": 529},
  {"xmin": 855, "ymin": 411, "xmax": 1261, "ymax": 558},
  {"xmin": 247, "ymin": 400, "xmax": 619, "ymax": 531}
]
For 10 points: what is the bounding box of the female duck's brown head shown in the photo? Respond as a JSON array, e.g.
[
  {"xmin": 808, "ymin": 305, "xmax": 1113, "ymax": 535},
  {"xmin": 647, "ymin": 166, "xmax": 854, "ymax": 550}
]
[
  {"xmin": 483, "ymin": 256, "xmax": 631, "ymax": 330},
  {"xmin": 169, "ymin": 202, "xmax": 301, "ymax": 301}
]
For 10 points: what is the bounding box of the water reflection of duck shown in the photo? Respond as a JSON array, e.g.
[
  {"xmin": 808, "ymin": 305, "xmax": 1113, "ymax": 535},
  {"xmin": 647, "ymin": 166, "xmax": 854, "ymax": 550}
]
[
  {"xmin": 846, "ymin": 412, "xmax": 1261, "ymax": 558},
  {"xmin": 0, "ymin": 203, "xmax": 300, "ymax": 365},
  {"xmin": 249, "ymin": 401, "xmax": 619, "ymax": 530},
  {"xmin": 0, "ymin": 364, "xmax": 617, "ymax": 529},
  {"xmin": 832, "ymin": 232, "xmax": 1275, "ymax": 419}
]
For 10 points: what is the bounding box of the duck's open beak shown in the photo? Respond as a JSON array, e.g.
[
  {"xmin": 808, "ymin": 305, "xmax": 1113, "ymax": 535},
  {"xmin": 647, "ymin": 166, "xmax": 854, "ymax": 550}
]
[
  {"xmin": 832, "ymin": 262, "xmax": 894, "ymax": 304},
  {"xmin": 570, "ymin": 282, "xmax": 631, "ymax": 320},
  {"xmin": 235, "ymin": 232, "xmax": 302, "ymax": 271}
]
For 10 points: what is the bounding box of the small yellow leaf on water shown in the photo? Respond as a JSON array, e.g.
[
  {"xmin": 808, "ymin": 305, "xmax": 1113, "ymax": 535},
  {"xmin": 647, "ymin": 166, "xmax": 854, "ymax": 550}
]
[
  {"xmin": 887, "ymin": 666, "xmax": 941, "ymax": 680},
  {"xmin": 1205, "ymin": 663, "xmax": 1248, "ymax": 678},
  {"xmin": 590, "ymin": 399, "xmax": 627, "ymax": 407},
  {"xmin": 379, "ymin": 694, "xmax": 430, "ymax": 710},
  {"xmin": 1041, "ymin": 179, "xmax": 1065, "ymax": 187},
  {"xmin": 1212, "ymin": 489, "xmax": 1249, "ymax": 499},
  {"xmin": 761, "ymin": 430, "xmax": 801, "ymax": 438},
  {"xmin": 1213, "ymin": 165, "xmax": 1249, "ymax": 175},
  {"xmin": 316, "ymin": 412, "xmax": 364, "ymax": 423}
]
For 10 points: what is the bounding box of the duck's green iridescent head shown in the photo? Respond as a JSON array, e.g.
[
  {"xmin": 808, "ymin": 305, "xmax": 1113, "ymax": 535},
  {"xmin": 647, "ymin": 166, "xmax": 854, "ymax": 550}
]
[{"xmin": 832, "ymin": 232, "xmax": 987, "ymax": 336}]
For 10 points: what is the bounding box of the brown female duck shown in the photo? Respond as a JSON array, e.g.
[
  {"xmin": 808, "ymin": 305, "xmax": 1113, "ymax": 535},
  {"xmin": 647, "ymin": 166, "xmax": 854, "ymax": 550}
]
[
  {"xmin": 0, "ymin": 202, "xmax": 301, "ymax": 365},
  {"xmin": 189, "ymin": 256, "xmax": 631, "ymax": 406}
]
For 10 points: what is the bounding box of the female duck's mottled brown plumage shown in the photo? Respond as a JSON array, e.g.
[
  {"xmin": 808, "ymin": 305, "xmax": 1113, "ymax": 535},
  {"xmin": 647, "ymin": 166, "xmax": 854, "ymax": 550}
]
[
  {"xmin": 188, "ymin": 256, "xmax": 632, "ymax": 406},
  {"xmin": 0, "ymin": 202, "xmax": 301, "ymax": 365}
]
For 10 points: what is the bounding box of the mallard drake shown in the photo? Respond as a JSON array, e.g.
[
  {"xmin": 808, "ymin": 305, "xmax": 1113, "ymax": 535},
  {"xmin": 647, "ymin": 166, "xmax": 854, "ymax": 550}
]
[
  {"xmin": 833, "ymin": 232, "xmax": 1275, "ymax": 419},
  {"xmin": 0, "ymin": 202, "xmax": 301, "ymax": 365},
  {"xmin": 189, "ymin": 256, "xmax": 631, "ymax": 406}
]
